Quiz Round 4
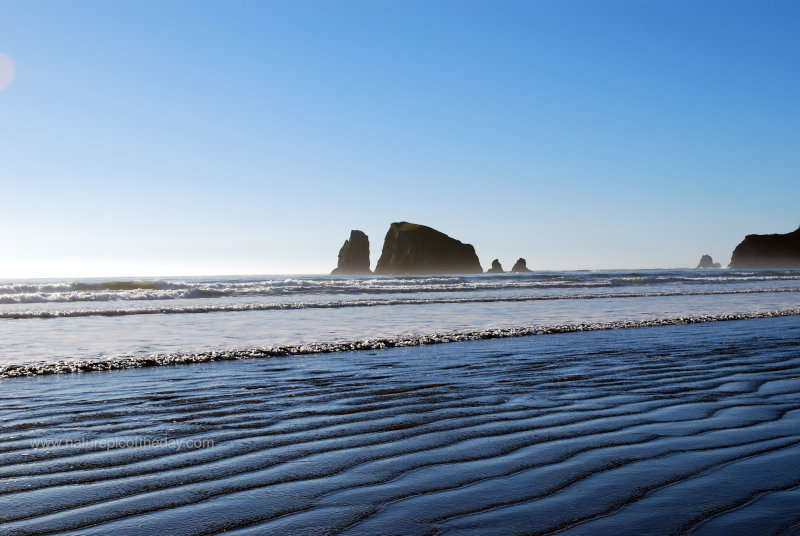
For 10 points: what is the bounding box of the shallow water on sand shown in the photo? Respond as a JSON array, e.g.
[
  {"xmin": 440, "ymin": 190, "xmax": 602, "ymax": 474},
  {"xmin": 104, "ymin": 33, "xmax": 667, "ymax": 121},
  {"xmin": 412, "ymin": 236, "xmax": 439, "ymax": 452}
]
[{"xmin": 2, "ymin": 316, "xmax": 799, "ymax": 535}]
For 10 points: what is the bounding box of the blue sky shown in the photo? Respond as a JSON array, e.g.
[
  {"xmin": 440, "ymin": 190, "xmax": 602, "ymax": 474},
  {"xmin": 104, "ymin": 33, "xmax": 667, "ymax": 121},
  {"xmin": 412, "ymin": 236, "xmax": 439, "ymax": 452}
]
[{"xmin": 1, "ymin": 0, "xmax": 798, "ymax": 277}]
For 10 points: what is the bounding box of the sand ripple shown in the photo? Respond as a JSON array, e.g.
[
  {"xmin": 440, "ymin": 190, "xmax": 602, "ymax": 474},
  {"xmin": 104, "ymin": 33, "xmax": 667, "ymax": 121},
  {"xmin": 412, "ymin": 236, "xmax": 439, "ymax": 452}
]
[{"xmin": 1, "ymin": 316, "xmax": 799, "ymax": 535}]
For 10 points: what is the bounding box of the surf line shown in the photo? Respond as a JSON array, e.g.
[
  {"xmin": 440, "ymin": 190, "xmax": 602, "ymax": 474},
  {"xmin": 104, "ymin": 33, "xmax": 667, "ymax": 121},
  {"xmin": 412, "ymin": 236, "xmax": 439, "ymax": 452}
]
[
  {"xmin": 2, "ymin": 288, "xmax": 800, "ymax": 320},
  {"xmin": 2, "ymin": 308, "xmax": 799, "ymax": 378}
]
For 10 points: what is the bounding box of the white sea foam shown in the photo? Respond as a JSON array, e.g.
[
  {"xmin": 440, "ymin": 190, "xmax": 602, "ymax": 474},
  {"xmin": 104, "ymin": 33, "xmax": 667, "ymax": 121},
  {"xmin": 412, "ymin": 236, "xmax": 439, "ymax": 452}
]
[
  {"xmin": 3, "ymin": 309, "xmax": 798, "ymax": 377},
  {"xmin": 1, "ymin": 287, "xmax": 798, "ymax": 319},
  {"xmin": 4, "ymin": 270, "xmax": 800, "ymax": 375},
  {"xmin": 2, "ymin": 270, "xmax": 800, "ymax": 304}
]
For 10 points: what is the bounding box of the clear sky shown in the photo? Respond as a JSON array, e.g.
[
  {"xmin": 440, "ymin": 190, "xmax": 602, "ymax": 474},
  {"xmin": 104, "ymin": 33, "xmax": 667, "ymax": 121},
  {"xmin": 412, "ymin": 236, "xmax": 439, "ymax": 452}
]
[{"xmin": 1, "ymin": 0, "xmax": 798, "ymax": 277}]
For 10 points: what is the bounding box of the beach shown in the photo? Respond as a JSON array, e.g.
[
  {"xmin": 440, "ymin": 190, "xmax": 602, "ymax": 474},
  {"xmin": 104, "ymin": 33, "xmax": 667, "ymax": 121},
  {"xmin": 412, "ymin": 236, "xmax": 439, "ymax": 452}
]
[
  {"xmin": 1, "ymin": 270, "xmax": 800, "ymax": 534},
  {"xmin": 2, "ymin": 314, "xmax": 800, "ymax": 535}
]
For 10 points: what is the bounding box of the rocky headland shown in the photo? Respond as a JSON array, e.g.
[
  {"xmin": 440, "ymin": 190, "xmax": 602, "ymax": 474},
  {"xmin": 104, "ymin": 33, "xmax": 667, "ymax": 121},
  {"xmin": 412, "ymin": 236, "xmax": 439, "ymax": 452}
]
[{"xmin": 729, "ymin": 226, "xmax": 800, "ymax": 268}]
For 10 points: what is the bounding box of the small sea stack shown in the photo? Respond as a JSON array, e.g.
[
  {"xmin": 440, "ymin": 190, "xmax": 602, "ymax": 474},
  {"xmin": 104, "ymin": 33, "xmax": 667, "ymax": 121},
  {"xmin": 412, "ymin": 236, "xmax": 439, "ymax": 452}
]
[
  {"xmin": 729, "ymin": 226, "xmax": 800, "ymax": 268},
  {"xmin": 511, "ymin": 258, "xmax": 533, "ymax": 273},
  {"xmin": 374, "ymin": 222, "xmax": 483, "ymax": 275},
  {"xmin": 696, "ymin": 255, "xmax": 721, "ymax": 269},
  {"xmin": 486, "ymin": 259, "xmax": 504, "ymax": 274},
  {"xmin": 331, "ymin": 230, "xmax": 372, "ymax": 275}
]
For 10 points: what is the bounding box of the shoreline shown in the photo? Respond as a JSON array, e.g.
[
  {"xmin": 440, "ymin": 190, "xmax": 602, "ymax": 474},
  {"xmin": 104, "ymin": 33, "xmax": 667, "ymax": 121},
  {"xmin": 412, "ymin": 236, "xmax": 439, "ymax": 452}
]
[
  {"xmin": 3, "ymin": 308, "xmax": 800, "ymax": 378},
  {"xmin": 2, "ymin": 315, "xmax": 799, "ymax": 534}
]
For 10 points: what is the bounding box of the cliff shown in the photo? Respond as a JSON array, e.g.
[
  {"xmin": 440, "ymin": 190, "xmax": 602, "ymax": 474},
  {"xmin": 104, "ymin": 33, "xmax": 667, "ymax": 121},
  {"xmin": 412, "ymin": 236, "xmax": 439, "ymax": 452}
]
[
  {"xmin": 330, "ymin": 230, "xmax": 372, "ymax": 275},
  {"xmin": 374, "ymin": 222, "xmax": 483, "ymax": 275},
  {"xmin": 729, "ymin": 226, "xmax": 800, "ymax": 268}
]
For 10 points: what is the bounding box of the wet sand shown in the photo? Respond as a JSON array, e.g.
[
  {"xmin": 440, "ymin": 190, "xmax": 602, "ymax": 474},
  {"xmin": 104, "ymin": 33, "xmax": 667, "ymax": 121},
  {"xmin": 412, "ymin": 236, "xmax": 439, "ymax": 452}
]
[{"xmin": 2, "ymin": 316, "xmax": 800, "ymax": 535}]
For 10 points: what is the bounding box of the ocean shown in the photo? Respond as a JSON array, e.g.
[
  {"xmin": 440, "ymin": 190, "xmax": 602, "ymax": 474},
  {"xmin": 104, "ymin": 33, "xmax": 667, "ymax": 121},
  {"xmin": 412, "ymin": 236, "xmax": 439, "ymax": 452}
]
[
  {"xmin": 1, "ymin": 269, "xmax": 799, "ymax": 375},
  {"xmin": 1, "ymin": 269, "xmax": 800, "ymax": 534}
]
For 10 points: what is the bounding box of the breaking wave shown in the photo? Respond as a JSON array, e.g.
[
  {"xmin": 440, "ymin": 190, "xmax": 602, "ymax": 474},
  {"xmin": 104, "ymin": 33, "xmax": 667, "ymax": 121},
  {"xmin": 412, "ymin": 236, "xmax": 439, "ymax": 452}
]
[
  {"xmin": 2, "ymin": 270, "xmax": 800, "ymax": 304},
  {"xmin": 2, "ymin": 309, "xmax": 799, "ymax": 377},
  {"xmin": 2, "ymin": 287, "xmax": 799, "ymax": 320}
]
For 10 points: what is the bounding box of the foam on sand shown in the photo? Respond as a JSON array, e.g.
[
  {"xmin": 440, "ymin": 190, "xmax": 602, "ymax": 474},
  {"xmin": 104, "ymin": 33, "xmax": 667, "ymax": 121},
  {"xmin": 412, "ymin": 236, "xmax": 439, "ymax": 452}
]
[{"xmin": 3, "ymin": 308, "xmax": 799, "ymax": 377}]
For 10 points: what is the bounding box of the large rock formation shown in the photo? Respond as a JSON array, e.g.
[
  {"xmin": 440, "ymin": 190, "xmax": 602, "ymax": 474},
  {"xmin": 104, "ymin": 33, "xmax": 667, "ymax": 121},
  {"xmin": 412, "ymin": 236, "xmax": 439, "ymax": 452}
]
[
  {"xmin": 696, "ymin": 255, "xmax": 721, "ymax": 269},
  {"xmin": 511, "ymin": 258, "xmax": 533, "ymax": 273},
  {"xmin": 330, "ymin": 230, "xmax": 372, "ymax": 275},
  {"xmin": 486, "ymin": 259, "xmax": 504, "ymax": 274},
  {"xmin": 374, "ymin": 222, "xmax": 483, "ymax": 275},
  {"xmin": 729, "ymin": 226, "xmax": 800, "ymax": 268}
]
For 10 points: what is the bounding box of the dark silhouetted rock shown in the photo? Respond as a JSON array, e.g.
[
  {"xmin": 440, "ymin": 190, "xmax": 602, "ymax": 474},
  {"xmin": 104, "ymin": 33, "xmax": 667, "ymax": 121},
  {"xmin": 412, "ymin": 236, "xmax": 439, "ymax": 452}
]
[
  {"xmin": 374, "ymin": 222, "xmax": 483, "ymax": 275},
  {"xmin": 696, "ymin": 255, "xmax": 721, "ymax": 269},
  {"xmin": 486, "ymin": 259, "xmax": 504, "ymax": 274},
  {"xmin": 331, "ymin": 230, "xmax": 372, "ymax": 275},
  {"xmin": 729, "ymin": 226, "xmax": 800, "ymax": 268},
  {"xmin": 511, "ymin": 258, "xmax": 533, "ymax": 273}
]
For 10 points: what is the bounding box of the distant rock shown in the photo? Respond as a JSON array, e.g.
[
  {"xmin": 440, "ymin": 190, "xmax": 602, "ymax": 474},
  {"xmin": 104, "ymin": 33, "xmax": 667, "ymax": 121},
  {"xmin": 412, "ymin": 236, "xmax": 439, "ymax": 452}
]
[
  {"xmin": 696, "ymin": 255, "xmax": 721, "ymax": 269},
  {"xmin": 374, "ymin": 222, "xmax": 483, "ymax": 275},
  {"xmin": 511, "ymin": 258, "xmax": 533, "ymax": 273},
  {"xmin": 486, "ymin": 259, "xmax": 505, "ymax": 274},
  {"xmin": 729, "ymin": 226, "xmax": 800, "ymax": 268},
  {"xmin": 331, "ymin": 230, "xmax": 372, "ymax": 275}
]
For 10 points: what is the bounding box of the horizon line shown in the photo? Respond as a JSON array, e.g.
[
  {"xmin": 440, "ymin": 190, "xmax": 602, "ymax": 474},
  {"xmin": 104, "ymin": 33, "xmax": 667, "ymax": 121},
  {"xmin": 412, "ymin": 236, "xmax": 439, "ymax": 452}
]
[{"xmin": 0, "ymin": 265, "xmax": 758, "ymax": 281}]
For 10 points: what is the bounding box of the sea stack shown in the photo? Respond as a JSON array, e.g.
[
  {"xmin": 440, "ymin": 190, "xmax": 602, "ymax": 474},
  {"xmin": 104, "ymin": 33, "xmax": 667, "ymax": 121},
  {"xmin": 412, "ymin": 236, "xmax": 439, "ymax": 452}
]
[
  {"xmin": 511, "ymin": 258, "xmax": 533, "ymax": 273},
  {"xmin": 374, "ymin": 222, "xmax": 483, "ymax": 275},
  {"xmin": 486, "ymin": 259, "xmax": 505, "ymax": 274},
  {"xmin": 696, "ymin": 255, "xmax": 721, "ymax": 269},
  {"xmin": 330, "ymin": 230, "xmax": 372, "ymax": 275},
  {"xmin": 729, "ymin": 226, "xmax": 800, "ymax": 268}
]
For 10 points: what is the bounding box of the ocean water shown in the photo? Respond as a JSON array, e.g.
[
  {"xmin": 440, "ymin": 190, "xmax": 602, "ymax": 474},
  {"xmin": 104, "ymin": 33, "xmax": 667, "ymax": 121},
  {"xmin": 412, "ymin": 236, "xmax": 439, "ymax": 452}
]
[{"xmin": 1, "ymin": 269, "xmax": 800, "ymax": 375}]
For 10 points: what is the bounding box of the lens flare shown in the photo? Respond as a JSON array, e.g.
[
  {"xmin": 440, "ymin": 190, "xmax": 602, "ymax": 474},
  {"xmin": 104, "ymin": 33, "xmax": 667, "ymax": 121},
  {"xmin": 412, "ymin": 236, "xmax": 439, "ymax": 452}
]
[{"xmin": 0, "ymin": 53, "xmax": 16, "ymax": 90}]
